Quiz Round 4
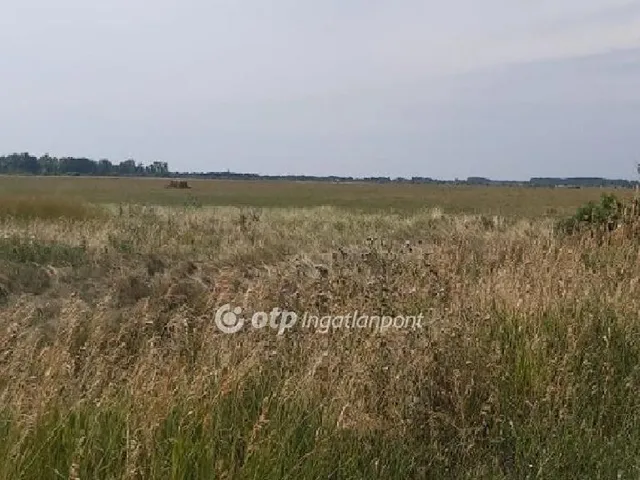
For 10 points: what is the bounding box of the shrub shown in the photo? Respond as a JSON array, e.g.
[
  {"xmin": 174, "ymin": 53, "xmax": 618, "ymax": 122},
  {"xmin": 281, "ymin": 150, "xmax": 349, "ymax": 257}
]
[{"xmin": 556, "ymin": 193, "xmax": 626, "ymax": 234}]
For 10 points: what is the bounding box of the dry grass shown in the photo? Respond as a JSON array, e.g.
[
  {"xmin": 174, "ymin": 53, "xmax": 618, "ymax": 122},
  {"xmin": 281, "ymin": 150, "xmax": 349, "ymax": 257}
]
[
  {"xmin": 1, "ymin": 175, "xmax": 635, "ymax": 216},
  {"xmin": 0, "ymin": 195, "xmax": 103, "ymax": 222},
  {"xmin": 1, "ymin": 198, "xmax": 640, "ymax": 478}
]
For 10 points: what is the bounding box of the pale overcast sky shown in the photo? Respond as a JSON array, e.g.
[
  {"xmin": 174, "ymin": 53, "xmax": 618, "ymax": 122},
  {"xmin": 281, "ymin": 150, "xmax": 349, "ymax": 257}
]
[{"xmin": 1, "ymin": 1, "xmax": 640, "ymax": 179}]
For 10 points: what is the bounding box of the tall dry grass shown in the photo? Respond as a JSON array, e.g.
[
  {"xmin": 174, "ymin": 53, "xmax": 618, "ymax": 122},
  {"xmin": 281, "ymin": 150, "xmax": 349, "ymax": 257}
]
[{"xmin": 1, "ymin": 204, "xmax": 639, "ymax": 478}]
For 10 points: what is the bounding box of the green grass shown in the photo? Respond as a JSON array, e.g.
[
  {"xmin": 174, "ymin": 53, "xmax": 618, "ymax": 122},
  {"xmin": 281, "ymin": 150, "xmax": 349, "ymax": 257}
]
[
  {"xmin": 0, "ymin": 236, "xmax": 87, "ymax": 266},
  {"xmin": 2, "ymin": 306, "xmax": 639, "ymax": 479}
]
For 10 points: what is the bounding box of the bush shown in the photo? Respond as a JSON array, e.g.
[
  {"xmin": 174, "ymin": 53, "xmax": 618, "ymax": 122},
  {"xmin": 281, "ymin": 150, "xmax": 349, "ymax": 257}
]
[{"xmin": 556, "ymin": 193, "xmax": 626, "ymax": 234}]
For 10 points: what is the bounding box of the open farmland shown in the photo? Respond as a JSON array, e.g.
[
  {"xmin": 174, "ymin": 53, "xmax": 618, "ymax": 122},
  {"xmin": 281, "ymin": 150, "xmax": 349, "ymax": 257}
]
[
  {"xmin": 0, "ymin": 175, "xmax": 635, "ymax": 216},
  {"xmin": 1, "ymin": 178, "xmax": 639, "ymax": 479}
]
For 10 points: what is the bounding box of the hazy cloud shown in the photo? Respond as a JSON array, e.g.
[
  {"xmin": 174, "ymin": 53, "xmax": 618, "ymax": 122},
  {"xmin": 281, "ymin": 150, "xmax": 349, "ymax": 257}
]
[{"xmin": 1, "ymin": 0, "xmax": 640, "ymax": 178}]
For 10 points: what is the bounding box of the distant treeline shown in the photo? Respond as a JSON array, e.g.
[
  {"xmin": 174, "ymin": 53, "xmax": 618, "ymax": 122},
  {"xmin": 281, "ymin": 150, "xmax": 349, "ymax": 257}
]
[
  {"xmin": 1, "ymin": 152, "xmax": 637, "ymax": 188},
  {"xmin": 0, "ymin": 153, "xmax": 169, "ymax": 177},
  {"xmin": 465, "ymin": 176, "xmax": 639, "ymax": 188}
]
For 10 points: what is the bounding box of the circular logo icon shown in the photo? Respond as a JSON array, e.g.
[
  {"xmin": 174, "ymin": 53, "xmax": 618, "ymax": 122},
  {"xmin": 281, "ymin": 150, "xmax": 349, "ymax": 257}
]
[{"xmin": 215, "ymin": 304, "xmax": 245, "ymax": 334}]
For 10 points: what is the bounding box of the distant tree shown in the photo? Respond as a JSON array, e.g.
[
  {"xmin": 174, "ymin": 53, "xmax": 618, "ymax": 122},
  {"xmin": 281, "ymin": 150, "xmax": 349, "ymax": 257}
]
[
  {"xmin": 118, "ymin": 159, "xmax": 137, "ymax": 175},
  {"xmin": 0, "ymin": 152, "xmax": 172, "ymax": 178},
  {"xmin": 97, "ymin": 159, "xmax": 114, "ymax": 176},
  {"xmin": 38, "ymin": 154, "xmax": 59, "ymax": 175},
  {"xmin": 59, "ymin": 157, "xmax": 96, "ymax": 175}
]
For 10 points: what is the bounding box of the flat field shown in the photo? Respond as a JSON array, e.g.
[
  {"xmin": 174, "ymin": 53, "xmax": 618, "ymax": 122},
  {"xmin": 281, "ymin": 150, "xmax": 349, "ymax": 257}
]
[
  {"xmin": 1, "ymin": 177, "xmax": 639, "ymax": 479},
  {"xmin": 0, "ymin": 175, "xmax": 634, "ymax": 215}
]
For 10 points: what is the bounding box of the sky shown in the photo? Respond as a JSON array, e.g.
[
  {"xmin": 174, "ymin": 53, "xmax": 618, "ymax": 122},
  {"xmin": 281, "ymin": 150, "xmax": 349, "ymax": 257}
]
[{"xmin": 1, "ymin": 0, "xmax": 640, "ymax": 180}]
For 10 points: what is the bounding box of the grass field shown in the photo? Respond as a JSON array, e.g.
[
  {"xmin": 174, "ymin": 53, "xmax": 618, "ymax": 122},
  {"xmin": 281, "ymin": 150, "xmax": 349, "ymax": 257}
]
[
  {"xmin": 1, "ymin": 175, "xmax": 635, "ymax": 216},
  {"xmin": 1, "ymin": 177, "xmax": 640, "ymax": 479}
]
